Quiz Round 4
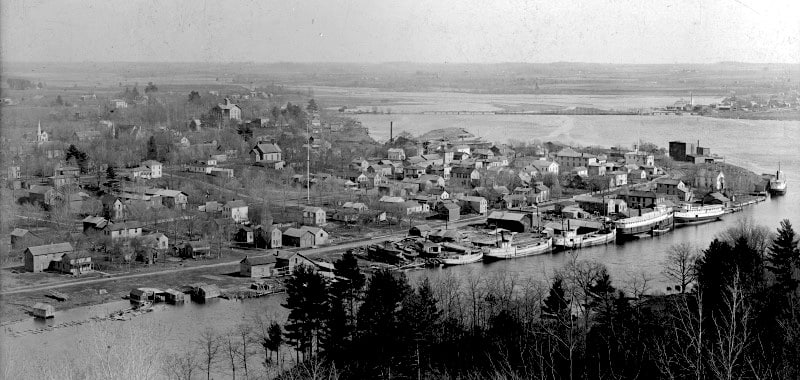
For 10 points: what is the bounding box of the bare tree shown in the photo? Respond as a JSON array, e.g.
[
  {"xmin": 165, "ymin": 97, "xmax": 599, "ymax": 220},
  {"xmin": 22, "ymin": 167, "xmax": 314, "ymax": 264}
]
[
  {"xmin": 663, "ymin": 242, "xmax": 698, "ymax": 293},
  {"xmin": 654, "ymin": 291, "xmax": 706, "ymax": 380},
  {"xmin": 162, "ymin": 351, "xmax": 198, "ymax": 380},
  {"xmin": 224, "ymin": 329, "xmax": 240, "ymax": 380},
  {"xmin": 236, "ymin": 323, "xmax": 254, "ymax": 379},
  {"xmin": 623, "ymin": 270, "xmax": 653, "ymax": 299},
  {"xmin": 197, "ymin": 328, "xmax": 221, "ymax": 380},
  {"xmin": 717, "ymin": 216, "xmax": 772, "ymax": 254},
  {"xmin": 709, "ymin": 274, "xmax": 753, "ymax": 380}
]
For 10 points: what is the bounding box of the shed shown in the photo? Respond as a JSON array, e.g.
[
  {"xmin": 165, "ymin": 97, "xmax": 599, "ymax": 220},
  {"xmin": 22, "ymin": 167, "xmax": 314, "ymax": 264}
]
[
  {"xmin": 32, "ymin": 303, "xmax": 55, "ymax": 319},
  {"xmin": 240, "ymin": 255, "xmax": 278, "ymax": 278},
  {"xmin": 236, "ymin": 226, "xmax": 254, "ymax": 244},
  {"xmin": 438, "ymin": 202, "xmax": 461, "ymax": 221},
  {"xmin": 10, "ymin": 228, "xmax": 43, "ymax": 251},
  {"xmin": 486, "ymin": 211, "xmax": 533, "ymax": 233},
  {"xmin": 282, "ymin": 228, "xmax": 314, "ymax": 248},
  {"xmin": 409, "ymin": 224, "xmax": 433, "ymax": 238},
  {"xmin": 161, "ymin": 289, "xmax": 188, "ymax": 305},
  {"xmin": 194, "ymin": 284, "xmax": 221, "ymax": 302},
  {"xmin": 181, "ymin": 240, "xmax": 211, "ymax": 259}
]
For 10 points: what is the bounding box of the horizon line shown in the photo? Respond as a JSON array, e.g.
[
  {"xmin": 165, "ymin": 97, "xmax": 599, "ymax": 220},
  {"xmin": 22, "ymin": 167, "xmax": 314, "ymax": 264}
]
[{"xmin": 4, "ymin": 60, "xmax": 800, "ymax": 66}]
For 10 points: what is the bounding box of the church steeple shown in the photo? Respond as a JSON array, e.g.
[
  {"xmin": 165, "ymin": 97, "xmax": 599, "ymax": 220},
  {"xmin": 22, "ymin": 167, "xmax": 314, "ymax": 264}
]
[{"xmin": 36, "ymin": 120, "xmax": 48, "ymax": 144}]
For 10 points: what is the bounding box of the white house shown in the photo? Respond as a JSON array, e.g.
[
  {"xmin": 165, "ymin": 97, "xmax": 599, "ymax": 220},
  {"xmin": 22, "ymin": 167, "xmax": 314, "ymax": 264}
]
[
  {"xmin": 141, "ymin": 160, "xmax": 163, "ymax": 179},
  {"xmin": 302, "ymin": 206, "xmax": 327, "ymax": 226},
  {"xmin": 224, "ymin": 200, "xmax": 249, "ymax": 222},
  {"xmin": 387, "ymin": 148, "xmax": 406, "ymax": 161}
]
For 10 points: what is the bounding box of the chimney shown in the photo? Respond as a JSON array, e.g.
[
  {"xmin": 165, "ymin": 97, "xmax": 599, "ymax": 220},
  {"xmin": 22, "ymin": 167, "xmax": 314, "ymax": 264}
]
[{"xmin": 390, "ymin": 121, "xmax": 393, "ymax": 143}]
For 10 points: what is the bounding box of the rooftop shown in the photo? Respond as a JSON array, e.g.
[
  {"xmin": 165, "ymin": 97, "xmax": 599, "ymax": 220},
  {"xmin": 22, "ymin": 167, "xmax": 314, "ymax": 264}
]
[{"xmin": 26, "ymin": 242, "xmax": 73, "ymax": 256}]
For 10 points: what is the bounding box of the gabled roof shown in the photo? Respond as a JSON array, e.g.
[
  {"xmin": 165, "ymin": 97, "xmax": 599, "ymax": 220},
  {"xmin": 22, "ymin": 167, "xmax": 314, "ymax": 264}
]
[
  {"xmin": 440, "ymin": 202, "xmax": 460, "ymax": 210},
  {"xmin": 11, "ymin": 228, "xmax": 30, "ymax": 237},
  {"xmin": 241, "ymin": 255, "xmax": 277, "ymax": 266},
  {"xmin": 186, "ymin": 240, "xmax": 210, "ymax": 249},
  {"xmin": 29, "ymin": 185, "xmax": 54, "ymax": 194},
  {"xmin": 154, "ymin": 189, "xmax": 185, "ymax": 198},
  {"xmin": 300, "ymin": 226, "xmax": 325, "ymax": 235},
  {"xmin": 26, "ymin": 242, "xmax": 73, "ymax": 256},
  {"xmin": 106, "ymin": 221, "xmax": 143, "ymax": 231},
  {"xmin": 253, "ymin": 143, "xmax": 282, "ymax": 154},
  {"xmin": 302, "ymin": 206, "xmax": 324, "ymax": 213},
  {"xmin": 82, "ymin": 216, "xmax": 107, "ymax": 225},
  {"xmin": 487, "ymin": 211, "xmax": 527, "ymax": 222},
  {"xmin": 655, "ymin": 178, "xmax": 683, "ymax": 186},
  {"xmin": 225, "ymin": 200, "xmax": 248, "ymax": 208},
  {"xmin": 283, "ymin": 228, "xmax": 312, "ymax": 238}
]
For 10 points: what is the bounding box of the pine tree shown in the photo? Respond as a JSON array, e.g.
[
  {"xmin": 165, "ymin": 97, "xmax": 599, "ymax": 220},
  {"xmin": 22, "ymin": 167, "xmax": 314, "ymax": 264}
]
[
  {"xmin": 355, "ymin": 269, "xmax": 411, "ymax": 377},
  {"xmin": 263, "ymin": 321, "xmax": 283, "ymax": 366},
  {"xmin": 106, "ymin": 166, "xmax": 116, "ymax": 180},
  {"xmin": 282, "ymin": 265, "xmax": 328, "ymax": 362},
  {"xmin": 767, "ymin": 219, "xmax": 799, "ymax": 294},
  {"xmin": 397, "ymin": 278, "xmax": 441, "ymax": 378},
  {"xmin": 542, "ymin": 276, "xmax": 570, "ymax": 318},
  {"xmin": 146, "ymin": 136, "xmax": 158, "ymax": 160}
]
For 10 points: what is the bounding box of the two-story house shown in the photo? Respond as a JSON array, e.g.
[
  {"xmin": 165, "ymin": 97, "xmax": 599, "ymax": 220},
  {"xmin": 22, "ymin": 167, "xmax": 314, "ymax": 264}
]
[
  {"xmin": 555, "ymin": 148, "xmax": 598, "ymax": 171},
  {"xmin": 250, "ymin": 142, "xmax": 284, "ymax": 169},
  {"xmin": 141, "ymin": 160, "xmax": 163, "ymax": 179},
  {"xmin": 302, "ymin": 206, "xmax": 327, "ymax": 226},
  {"xmin": 103, "ymin": 221, "xmax": 143, "ymax": 240},
  {"xmin": 211, "ymin": 98, "xmax": 241, "ymax": 121},
  {"xmin": 223, "ymin": 200, "xmax": 249, "ymax": 222}
]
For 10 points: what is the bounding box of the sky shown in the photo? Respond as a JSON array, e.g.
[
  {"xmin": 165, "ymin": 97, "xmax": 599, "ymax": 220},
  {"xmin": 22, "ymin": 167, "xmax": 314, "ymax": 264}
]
[{"xmin": 1, "ymin": 0, "xmax": 799, "ymax": 64}]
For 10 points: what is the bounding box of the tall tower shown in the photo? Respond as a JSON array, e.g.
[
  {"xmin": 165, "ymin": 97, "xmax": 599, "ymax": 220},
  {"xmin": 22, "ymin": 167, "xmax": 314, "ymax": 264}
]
[{"xmin": 36, "ymin": 120, "xmax": 48, "ymax": 144}]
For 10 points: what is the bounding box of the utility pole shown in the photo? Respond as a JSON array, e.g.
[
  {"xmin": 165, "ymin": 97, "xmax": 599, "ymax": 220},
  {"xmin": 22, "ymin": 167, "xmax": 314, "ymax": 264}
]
[{"xmin": 306, "ymin": 121, "xmax": 311, "ymax": 204}]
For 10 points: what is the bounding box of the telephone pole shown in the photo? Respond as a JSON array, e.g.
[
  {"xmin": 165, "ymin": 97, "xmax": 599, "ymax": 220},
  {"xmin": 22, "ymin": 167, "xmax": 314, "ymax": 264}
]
[{"xmin": 306, "ymin": 122, "xmax": 311, "ymax": 204}]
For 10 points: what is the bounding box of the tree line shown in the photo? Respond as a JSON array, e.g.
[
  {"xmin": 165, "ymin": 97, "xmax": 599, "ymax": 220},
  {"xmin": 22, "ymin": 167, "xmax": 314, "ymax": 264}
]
[{"xmin": 264, "ymin": 218, "xmax": 800, "ymax": 379}]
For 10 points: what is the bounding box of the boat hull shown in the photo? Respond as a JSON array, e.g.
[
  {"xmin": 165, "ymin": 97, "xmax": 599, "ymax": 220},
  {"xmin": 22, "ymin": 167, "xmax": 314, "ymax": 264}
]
[
  {"xmin": 554, "ymin": 229, "xmax": 616, "ymax": 250},
  {"xmin": 616, "ymin": 215, "xmax": 673, "ymax": 238},
  {"xmin": 769, "ymin": 185, "xmax": 787, "ymax": 195},
  {"xmin": 674, "ymin": 214, "xmax": 723, "ymax": 224},
  {"xmin": 440, "ymin": 253, "xmax": 483, "ymax": 266},
  {"xmin": 483, "ymin": 238, "xmax": 552, "ymax": 261}
]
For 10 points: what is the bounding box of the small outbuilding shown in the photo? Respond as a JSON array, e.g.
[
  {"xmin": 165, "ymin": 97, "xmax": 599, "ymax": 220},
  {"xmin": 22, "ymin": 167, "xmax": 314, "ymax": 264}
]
[
  {"xmin": 194, "ymin": 284, "xmax": 221, "ymax": 302},
  {"xmin": 32, "ymin": 303, "xmax": 56, "ymax": 319},
  {"xmin": 181, "ymin": 240, "xmax": 211, "ymax": 259},
  {"xmin": 240, "ymin": 255, "xmax": 278, "ymax": 278}
]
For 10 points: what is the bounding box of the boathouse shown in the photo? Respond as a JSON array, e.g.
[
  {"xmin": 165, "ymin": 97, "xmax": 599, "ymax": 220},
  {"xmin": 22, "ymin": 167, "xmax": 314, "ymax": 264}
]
[
  {"xmin": 194, "ymin": 284, "xmax": 221, "ymax": 302},
  {"xmin": 161, "ymin": 289, "xmax": 188, "ymax": 305},
  {"xmin": 487, "ymin": 211, "xmax": 533, "ymax": 233},
  {"xmin": 32, "ymin": 303, "xmax": 55, "ymax": 319}
]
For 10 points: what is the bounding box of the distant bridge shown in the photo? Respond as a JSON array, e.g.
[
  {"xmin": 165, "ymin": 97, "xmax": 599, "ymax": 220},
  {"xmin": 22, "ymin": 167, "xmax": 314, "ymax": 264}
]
[{"xmin": 419, "ymin": 110, "xmax": 497, "ymax": 115}]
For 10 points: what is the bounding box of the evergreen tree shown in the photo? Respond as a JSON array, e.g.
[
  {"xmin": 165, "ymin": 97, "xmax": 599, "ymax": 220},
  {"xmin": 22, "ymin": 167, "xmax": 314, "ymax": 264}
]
[
  {"xmin": 355, "ymin": 269, "xmax": 411, "ymax": 377},
  {"xmin": 767, "ymin": 219, "xmax": 799, "ymax": 294},
  {"xmin": 106, "ymin": 166, "xmax": 116, "ymax": 180},
  {"xmin": 146, "ymin": 136, "xmax": 158, "ymax": 160},
  {"xmin": 307, "ymin": 99, "xmax": 319, "ymax": 112},
  {"xmin": 282, "ymin": 265, "xmax": 328, "ymax": 362},
  {"xmin": 262, "ymin": 321, "xmax": 283, "ymax": 366},
  {"xmin": 65, "ymin": 144, "xmax": 88, "ymax": 172},
  {"xmin": 55, "ymin": 95, "xmax": 64, "ymax": 106},
  {"xmin": 542, "ymin": 276, "xmax": 569, "ymax": 318},
  {"xmin": 397, "ymin": 278, "xmax": 441, "ymax": 378}
]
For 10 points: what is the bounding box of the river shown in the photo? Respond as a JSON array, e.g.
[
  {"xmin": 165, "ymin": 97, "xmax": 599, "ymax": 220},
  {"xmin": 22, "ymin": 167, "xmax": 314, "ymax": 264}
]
[{"xmin": 2, "ymin": 104, "xmax": 798, "ymax": 378}]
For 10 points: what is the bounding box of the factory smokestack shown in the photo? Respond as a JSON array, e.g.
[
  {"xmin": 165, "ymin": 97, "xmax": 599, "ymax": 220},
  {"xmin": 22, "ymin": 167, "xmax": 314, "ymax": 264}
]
[{"xmin": 390, "ymin": 121, "xmax": 393, "ymax": 143}]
